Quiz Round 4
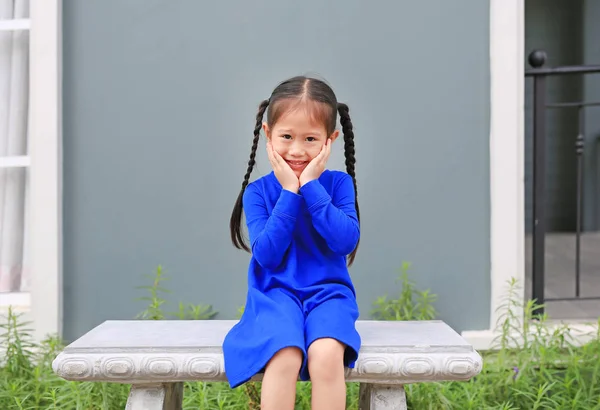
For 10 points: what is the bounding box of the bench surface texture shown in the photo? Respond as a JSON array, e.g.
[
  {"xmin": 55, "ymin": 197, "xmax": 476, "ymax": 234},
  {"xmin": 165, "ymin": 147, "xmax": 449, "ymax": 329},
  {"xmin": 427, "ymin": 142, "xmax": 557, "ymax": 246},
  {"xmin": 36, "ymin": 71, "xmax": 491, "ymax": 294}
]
[{"xmin": 53, "ymin": 319, "xmax": 482, "ymax": 385}]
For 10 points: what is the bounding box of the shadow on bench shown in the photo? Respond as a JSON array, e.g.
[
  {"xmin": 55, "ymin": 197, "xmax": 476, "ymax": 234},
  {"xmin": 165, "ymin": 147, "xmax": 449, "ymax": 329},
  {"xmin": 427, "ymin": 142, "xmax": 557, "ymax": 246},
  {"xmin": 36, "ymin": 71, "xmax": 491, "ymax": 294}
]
[{"xmin": 52, "ymin": 320, "xmax": 482, "ymax": 410}]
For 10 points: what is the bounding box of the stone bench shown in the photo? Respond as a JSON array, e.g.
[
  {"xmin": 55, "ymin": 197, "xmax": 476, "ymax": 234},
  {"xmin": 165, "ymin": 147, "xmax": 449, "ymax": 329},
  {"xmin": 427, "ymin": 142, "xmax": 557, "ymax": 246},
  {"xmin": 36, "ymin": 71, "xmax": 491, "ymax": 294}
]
[{"xmin": 52, "ymin": 319, "xmax": 482, "ymax": 409}]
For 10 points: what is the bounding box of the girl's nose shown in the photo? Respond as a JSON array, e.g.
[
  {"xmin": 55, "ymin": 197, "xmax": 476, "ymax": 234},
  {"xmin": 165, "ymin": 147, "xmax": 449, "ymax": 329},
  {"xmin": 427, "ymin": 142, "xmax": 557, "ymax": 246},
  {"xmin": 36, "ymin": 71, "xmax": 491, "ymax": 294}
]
[{"xmin": 288, "ymin": 143, "xmax": 304, "ymax": 157}]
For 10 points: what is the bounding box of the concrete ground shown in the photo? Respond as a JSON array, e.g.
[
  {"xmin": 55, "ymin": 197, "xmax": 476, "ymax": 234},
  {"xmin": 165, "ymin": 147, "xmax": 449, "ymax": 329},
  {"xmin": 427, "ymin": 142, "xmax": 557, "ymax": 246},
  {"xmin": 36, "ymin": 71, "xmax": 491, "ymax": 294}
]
[{"xmin": 524, "ymin": 232, "xmax": 600, "ymax": 321}]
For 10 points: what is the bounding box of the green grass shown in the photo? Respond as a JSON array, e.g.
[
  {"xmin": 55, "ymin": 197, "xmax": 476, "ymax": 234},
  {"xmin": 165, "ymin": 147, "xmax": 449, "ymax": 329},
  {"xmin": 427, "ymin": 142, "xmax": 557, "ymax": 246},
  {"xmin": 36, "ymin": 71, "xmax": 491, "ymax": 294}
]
[{"xmin": 1, "ymin": 264, "xmax": 599, "ymax": 409}]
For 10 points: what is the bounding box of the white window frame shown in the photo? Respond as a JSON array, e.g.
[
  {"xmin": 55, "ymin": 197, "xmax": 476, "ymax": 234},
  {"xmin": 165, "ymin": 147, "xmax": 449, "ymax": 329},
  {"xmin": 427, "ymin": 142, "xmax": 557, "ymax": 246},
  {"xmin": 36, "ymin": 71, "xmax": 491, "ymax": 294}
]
[
  {"xmin": 486, "ymin": 0, "xmax": 526, "ymax": 331},
  {"xmin": 0, "ymin": 0, "xmax": 62, "ymax": 342},
  {"xmin": 461, "ymin": 0, "xmax": 525, "ymax": 348}
]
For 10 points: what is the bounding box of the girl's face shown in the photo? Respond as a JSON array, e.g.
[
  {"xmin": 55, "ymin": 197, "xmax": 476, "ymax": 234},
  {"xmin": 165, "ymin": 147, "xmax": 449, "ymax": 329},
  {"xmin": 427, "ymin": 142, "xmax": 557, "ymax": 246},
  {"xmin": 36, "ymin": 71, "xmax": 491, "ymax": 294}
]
[{"xmin": 263, "ymin": 106, "xmax": 339, "ymax": 178}]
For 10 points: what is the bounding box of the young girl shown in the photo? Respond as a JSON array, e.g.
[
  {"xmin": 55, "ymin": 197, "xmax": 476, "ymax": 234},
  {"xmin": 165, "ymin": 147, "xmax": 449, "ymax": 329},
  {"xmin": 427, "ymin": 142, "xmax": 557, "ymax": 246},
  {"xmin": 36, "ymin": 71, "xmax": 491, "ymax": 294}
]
[{"xmin": 223, "ymin": 75, "xmax": 361, "ymax": 410}]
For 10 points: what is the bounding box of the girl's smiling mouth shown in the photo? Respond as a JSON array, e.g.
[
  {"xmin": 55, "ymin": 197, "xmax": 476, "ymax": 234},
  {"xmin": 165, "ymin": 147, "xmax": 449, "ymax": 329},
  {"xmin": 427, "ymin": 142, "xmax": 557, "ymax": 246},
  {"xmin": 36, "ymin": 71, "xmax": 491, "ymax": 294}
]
[{"xmin": 285, "ymin": 160, "xmax": 308, "ymax": 169}]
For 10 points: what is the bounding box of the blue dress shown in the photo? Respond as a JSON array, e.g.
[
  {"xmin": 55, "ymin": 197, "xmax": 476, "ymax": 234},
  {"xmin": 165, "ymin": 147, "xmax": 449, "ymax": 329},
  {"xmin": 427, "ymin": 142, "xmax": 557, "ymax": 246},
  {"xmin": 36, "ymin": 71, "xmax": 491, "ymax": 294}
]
[{"xmin": 222, "ymin": 169, "xmax": 361, "ymax": 388}]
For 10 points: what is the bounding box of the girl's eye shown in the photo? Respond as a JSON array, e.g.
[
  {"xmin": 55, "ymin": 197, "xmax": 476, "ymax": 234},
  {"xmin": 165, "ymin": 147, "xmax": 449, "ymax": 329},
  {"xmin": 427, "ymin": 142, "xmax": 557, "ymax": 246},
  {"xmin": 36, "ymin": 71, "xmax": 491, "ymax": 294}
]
[
  {"xmin": 281, "ymin": 134, "xmax": 292, "ymax": 140},
  {"xmin": 306, "ymin": 137, "xmax": 316, "ymax": 142}
]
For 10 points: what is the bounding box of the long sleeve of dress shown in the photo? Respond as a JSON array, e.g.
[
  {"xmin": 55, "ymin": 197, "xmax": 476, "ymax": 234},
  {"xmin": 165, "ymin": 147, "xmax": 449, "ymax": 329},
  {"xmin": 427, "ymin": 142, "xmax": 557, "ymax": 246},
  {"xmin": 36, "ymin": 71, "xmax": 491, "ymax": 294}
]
[
  {"xmin": 299, "ymin": 174, "xmax": 360, "ymax": 255},
  {"xmin": 243, "ymin": 184, "xmax": 301, "ymax": 269}
]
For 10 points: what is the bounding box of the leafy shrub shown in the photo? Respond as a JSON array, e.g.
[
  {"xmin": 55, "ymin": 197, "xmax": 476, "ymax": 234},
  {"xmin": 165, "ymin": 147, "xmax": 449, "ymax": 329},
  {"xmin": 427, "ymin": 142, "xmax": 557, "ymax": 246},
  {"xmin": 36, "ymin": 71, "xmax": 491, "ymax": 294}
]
[{"xmin": 1, "ymin": 265, "xmax": 599, "ymax": 409}]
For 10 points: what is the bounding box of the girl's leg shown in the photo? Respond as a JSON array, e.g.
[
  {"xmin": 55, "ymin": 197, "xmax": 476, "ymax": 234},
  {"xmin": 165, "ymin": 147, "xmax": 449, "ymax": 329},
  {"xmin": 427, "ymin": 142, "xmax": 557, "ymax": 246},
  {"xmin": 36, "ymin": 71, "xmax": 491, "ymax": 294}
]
[
  {"xmin": 307, "ymin": 338, "xmax": 347, "ymax": 410},
  {"xmin": 261, "ymin": 347, "xmax": 303, "ymax": 410}
]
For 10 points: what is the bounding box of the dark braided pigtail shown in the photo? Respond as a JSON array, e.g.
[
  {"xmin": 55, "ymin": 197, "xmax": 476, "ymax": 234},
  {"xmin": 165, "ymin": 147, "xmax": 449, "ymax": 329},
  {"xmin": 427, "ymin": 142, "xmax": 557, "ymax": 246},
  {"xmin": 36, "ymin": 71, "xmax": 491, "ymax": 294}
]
[
  {"xmin": 338, "ymin": 102, "xmax": 360, "ymax": 265},
  {"xmin": 230, "ymin": 99, "xmax": 270, "ymax": 251}
]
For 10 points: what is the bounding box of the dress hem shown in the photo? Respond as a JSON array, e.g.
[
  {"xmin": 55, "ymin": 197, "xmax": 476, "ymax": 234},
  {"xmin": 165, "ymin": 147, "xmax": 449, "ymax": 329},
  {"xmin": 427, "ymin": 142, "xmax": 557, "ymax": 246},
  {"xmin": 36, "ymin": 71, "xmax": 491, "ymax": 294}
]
[{"xmin": 226, "ymin": 341, "xmax": 306, "ymax": 389}]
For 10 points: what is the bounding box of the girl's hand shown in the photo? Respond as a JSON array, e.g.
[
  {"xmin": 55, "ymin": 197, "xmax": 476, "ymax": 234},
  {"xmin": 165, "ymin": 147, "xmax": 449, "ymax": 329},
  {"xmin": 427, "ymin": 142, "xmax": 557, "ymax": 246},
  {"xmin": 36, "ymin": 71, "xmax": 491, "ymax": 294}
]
[
  {"xmin": 299, "ymin": 138, "xmax": 331, "ymax": 186},
  {"xmin": 267, "ymin": 141, "xmax": 299, "ymax": 193}
]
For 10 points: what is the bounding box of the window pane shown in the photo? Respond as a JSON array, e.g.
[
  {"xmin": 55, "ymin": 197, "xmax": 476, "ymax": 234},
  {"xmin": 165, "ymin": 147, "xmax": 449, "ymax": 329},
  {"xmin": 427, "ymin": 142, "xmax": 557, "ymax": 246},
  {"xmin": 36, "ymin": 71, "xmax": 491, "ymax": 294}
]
[
  {"xmin": 0, "ymin": 167, "xmax": 28, "ymax": 293},
  {"xmin": 0, "ymin": 1, "xmax": 30, "ymax": 21},
  {"xmin": 0, "ymin": 5, "xmax": 29, "ymax": 158}
]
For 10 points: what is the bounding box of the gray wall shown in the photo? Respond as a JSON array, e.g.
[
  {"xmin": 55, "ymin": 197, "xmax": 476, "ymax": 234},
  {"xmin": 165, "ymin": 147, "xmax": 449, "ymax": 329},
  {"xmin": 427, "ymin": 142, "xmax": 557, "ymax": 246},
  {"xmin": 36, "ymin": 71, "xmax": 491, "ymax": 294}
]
[{"xmin": 62, "ymin": 0, "xmax": 491, "ymax": 342}]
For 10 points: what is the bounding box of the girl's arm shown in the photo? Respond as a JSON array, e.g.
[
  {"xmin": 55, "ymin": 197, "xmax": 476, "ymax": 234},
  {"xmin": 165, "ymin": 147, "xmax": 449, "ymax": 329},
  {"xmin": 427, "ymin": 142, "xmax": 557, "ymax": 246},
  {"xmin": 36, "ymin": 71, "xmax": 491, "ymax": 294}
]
[
  {"xmin": 300, "ymin": 174, "xmax": 359, "ymax": 255},
  {"xmin": 243, "ymin": 184, "xmax": 301, "ymax": 269}
]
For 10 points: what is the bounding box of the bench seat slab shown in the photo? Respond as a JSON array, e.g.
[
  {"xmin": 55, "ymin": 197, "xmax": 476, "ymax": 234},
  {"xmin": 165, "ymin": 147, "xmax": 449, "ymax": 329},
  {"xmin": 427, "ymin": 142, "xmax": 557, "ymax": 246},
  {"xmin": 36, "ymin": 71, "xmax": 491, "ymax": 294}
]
[{"xmin": 53, "ymin": 320, "xmax": 482, "ymax": 385}]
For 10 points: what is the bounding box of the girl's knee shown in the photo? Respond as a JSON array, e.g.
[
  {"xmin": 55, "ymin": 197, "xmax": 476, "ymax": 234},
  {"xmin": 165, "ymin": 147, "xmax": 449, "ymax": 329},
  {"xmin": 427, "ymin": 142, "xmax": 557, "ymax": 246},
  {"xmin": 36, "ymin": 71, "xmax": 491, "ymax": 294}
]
[
  {"xmin": 265, "ymin": 347, "xmax": 303, "ymax": 377},
  {"xmin": 307, "ymin": 338, "xmax": 345, "ymax": 381}
]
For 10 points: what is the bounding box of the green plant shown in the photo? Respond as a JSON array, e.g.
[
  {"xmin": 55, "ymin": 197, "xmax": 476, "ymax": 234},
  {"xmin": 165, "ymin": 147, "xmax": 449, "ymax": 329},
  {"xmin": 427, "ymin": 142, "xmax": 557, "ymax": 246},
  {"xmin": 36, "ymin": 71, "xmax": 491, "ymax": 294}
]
[
  {"xmin": 0, "ymin": 307, "xmax": 130, "ymax": 409},
  {"xmin": 237, "ymin": 305, "xmax": 245, "ymax": 318},
  {"xmin": 2, "ymin": 265, "xmax": 600, "ymax": 409},
  {"xmin": 135, "ymin": 264, "xmax": 170, "ymax": 320},
  {"xmin": 136, "ymin": 265, "xmax": 217, "ymax": 320},
  {"xmin": 370, "ymin": 262, "xmax": 438, "ymax": 321},
  {"xmin": 0, "ymin": 306, "xmax": 36, "ymax": 378},
  {"xmin": 404, "ymin": 279, "xmax": 600, "ymax": 409}
]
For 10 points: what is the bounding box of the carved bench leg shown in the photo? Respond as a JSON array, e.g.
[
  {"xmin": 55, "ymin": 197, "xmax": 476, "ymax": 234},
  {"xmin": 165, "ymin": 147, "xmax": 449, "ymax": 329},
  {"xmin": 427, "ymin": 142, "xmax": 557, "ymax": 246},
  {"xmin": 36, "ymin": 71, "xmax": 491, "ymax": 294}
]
[
  {"xmin": 125, "ymin": 383, "xmax": 183, "ymax": 410},
  {"xmin": 359, "ymin": 383, "xmax": 407, "ymax": 410}
]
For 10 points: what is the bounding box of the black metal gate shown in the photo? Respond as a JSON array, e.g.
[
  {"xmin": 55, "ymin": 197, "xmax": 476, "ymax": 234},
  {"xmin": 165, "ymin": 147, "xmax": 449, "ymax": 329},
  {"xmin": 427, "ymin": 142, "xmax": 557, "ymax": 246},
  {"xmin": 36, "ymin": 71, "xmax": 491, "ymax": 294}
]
[{"xmin": 525, "ymin": 50, "xmax": 600, "ymax": 316}]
